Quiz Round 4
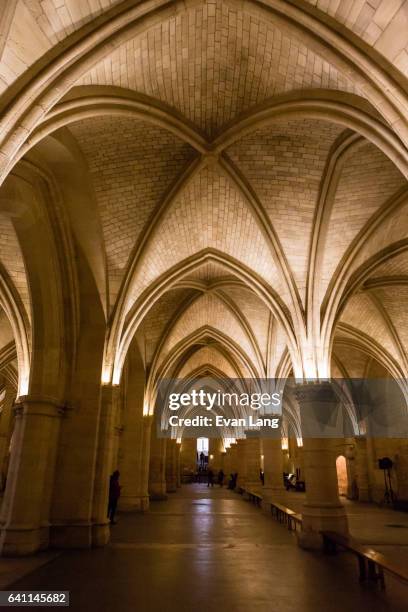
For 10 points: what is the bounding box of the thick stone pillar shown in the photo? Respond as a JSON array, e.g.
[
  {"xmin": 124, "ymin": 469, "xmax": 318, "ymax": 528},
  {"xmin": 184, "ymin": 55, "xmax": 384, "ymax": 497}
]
[
  {"xmin": 0, "ymin": 396, "xmax": 64, "ymax": 556},
  {"xmin": 149, "ymin": 426, "xmax": 167, "ymax": 500},
  {"xmin": 141, "ymin": 416, "xmax": 153, "ymax": 500},
  {"xmin": 91, "ymin": 384, "xmax": 120, "ymax": 547},
  {"xmin": 355, "ymin": 436, "xmax": 370, "ymax": 502},
  {"xmin": 236, "ymin": 439, "xmax": 246, "ymax": 490},
  {"xmin": 243, "ymin": 437, "xmax": 261, "ymax": 495},
  {"xmin": 0, "ymin": 384, "xmax": 15, "ymax": 490},
  {"xmin": 176, "ymin": 441, "xmax": 181, "ymax": 488},
  {"xmin": 229, "ymin": 442, "xmax": 238, "ymax": 476},
  {"xmin": 180, "ymin": 438, "xmax": 196, "ymax": 476},
  {"xmin": 296, "ymin": 383, "xmax": 348, "ymax": 549},
  {"xmin": 118, "ymin": 414, "xmax": 152, "ymax": 512},
  {"xmin": 222, "ymin": 450, "xmax": 231, "ymax": 482},
  {"xmin": 117, "ymin": 357, "xmax": 149, "ymax": 512},
  {"xmin": 209, "ymin": 438, "xmax": 223, "ymax": 472},
  {"xmin": 262, "ymin": 437, "xmax": 285, "ymax": 506},
  {"xmin": 166, "ymin": 439, "xmax": 178, "ymax": 493}
]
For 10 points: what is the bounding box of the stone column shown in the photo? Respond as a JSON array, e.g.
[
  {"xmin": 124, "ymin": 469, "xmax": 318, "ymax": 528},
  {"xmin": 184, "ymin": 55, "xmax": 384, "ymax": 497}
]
[
  {"xmin": 296, "ymin": 383, "xmax": 348, "ymax": 549},
  {"xmin": 355, "ymin": 436, "xmax": 370, "ymax": 502},
  {"xmin": 166, "ymin": 439, "xmax": 177, "ymax": 493},
  {"xmin": 176, "ymin": 441, "xmax": 181, "ymax": 488},
  {"xmin": 229, "ymin": 442, "xmax": 238, "ymax": 476},
  {"xmin": 118, "ymin": 415, "xmax": 152, "ymax": 512},
  {"xmin": 138, "ymin": 415, "xmax": 153, "ymax": 508},
  {"xmin": 243, "ymin": 437, "xmax": 261, "ymax": 495},
  {"xmin": 222, "ymin": 450, "xmax": 231, "ymax": 483},
  {"xmin": 236, "ymin": 439, "xmax": 246, "ymax": 490},
  {"xmin": 209, "ymin": 438, "xmax": 223, "ymax": 472},
  {"xmin": 117, "ymin": 366, "xmax": 150, "ymax": 512},
  {"xmin": 149, "ymin": 425, "xmax": 167, "ymax": 500},
  {"xmin": 262, "ymin": 437, "xmax": 285, "ymax": 506},
  {"xmin": 0, "ymin": 396, "xmax": 64, "ymax": 556},
  {"xmin": 91, "ymin": 384, "xmax": 120, "ymax": 547},
  {"xmin": 180, "ymin": 438, "xmax": 196, "ymax": 475},
  {"xmin": 0, "ymin": 384, "xmax": 15, "ymax": 490}
]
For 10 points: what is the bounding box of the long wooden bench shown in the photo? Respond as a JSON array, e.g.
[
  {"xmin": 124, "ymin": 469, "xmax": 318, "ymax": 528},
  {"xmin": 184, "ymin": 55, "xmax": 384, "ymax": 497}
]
[
  {"xmin": 244, "ymin": 490, "xmax": 263, "ymax": 507},
  {"xmin": 240, "ymin": 492, "xmax": 302, "ymax": 530},
  {"xmin": 270, "ymin": 502, "xmax": 302, "ymax": 532},
  {"xmin": 322, "ymin": 530, "xmax": 408, "ymax": 590}
]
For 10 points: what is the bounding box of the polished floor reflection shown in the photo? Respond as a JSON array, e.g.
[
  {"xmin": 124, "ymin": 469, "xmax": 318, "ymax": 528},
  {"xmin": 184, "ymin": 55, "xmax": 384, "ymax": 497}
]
[{"xmin": 10, "ymin": 485, "xmax": 407, "ymax": 611}]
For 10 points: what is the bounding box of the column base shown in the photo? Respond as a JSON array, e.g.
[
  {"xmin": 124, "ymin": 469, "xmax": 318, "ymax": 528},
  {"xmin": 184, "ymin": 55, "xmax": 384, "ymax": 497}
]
[
  {"xmin": 118, "ymin": 496, "xmax": 149, "ymax": 512},
  {"xmin": 297, "ymin": 530, "xmax": 325, "ymax": 550},
  {"xmin": 261, "ymin": 487, "xmax": 285, "ymax": 512},
  {"xmin": 149, "ymin": 482, "xmax": 167, "ymax": 500},
  {"xmin": 149, "ymin": 492, "xmax": 168, "ymax": 501},
  {"xmin": 50, "ymin": 523, "xmax": 93, "ymax": 549},
  {"xmin": 91, "ymin": 522, "xmax": 110, "ymax": 547},
  {"xmin": 0, "ymin": 525, "xmax": 49, "ymax": 557},
  {"xmin": 166, "ymin": 482, "xmax": 177, "ymax": 493},
  {"xmin": 297, "ymin": 503, "xmax": 348, "ymax": 550},
  {"xmin": 243, "ymin": 481, "xmax": 261, "ymax": 498},
  {"xmin": 358, "ymin": 488, "xmax": 370, "ymax": 502}
]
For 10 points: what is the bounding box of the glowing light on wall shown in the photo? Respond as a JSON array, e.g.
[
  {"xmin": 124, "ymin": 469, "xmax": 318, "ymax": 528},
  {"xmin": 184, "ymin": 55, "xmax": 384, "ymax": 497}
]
[
  {"xmin": 101, "ymin": 363, "xmax": 112, "ymax": 385},
  {"xmin": 176, "ymin": 437, "xmax": 182, "ymax": 444},
  {"xmin": 281, "ymin": 437, "xmax": 289, "ymax": 450},
  {"xmin": 297, "ymin": 437, "xmax": 303, "ymax": 447},
  {"xmin": 112, "ymin": 367, "xmax": 121, "ymax": 386},
  {"xmin": 18, "ymin": 373, "xmax": 29, "ymax": 397},
  {"xmin": 224, "ymin": 437, "xmax": 236, "ymax": 449}
]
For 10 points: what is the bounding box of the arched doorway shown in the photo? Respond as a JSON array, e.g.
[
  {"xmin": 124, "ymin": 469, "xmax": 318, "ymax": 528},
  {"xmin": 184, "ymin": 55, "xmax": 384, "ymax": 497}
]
[
  {"xmin": 197, "ymin": 437, "xmax": 209, "ymax": 468},
  {"xmin": 336, "ymin": 455, "xmax": 348, "ymax": 497}
]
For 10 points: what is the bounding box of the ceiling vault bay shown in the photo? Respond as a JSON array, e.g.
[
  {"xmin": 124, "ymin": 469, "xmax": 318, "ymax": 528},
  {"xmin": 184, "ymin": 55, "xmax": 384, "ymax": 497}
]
[{"xmin": 0, "ymin": 0, "xmax": 406, "ymax": 399}]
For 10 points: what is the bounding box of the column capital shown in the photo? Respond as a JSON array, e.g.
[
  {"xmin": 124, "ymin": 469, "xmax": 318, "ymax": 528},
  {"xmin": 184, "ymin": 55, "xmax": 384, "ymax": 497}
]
[
  {"xmin": 101, "ymin": 383, "xmax": 121, "ymax": 396},
  {"xmin": 13, "ymin": 395, "xmax": 66, "ymax": 418},
  {"xmin": 295, "ymin": 380, "xmax": 336, "ymax": 405}
]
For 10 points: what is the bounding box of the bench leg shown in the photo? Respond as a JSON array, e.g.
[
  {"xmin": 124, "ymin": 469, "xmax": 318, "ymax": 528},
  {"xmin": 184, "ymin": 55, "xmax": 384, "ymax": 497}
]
[
  {"xmin": 358, "ymin": 555, "xmax": 366, "ymax": 582},
  {"xmin": 379, "ymin": 568, "xmax": 385, "ymax": 591},
  {"xmin": 367, "ymin": 561, "xmax": 385, "ymax": 590},
  {"xmin": 323, "ymin": 537, "xmax": 336, "ymax": 555}
]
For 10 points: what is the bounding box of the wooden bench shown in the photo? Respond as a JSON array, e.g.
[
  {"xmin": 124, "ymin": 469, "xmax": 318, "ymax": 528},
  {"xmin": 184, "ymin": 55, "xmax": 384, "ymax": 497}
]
[
  {"xmin": 322, "ymin": 530, "xmax": 408, "ymax": 590},
  {"xmin": 244, "ymin": 490, "xmax": 263, "ymax": 507},
  {"xmin": 270, "ymin": 502, "xmax": 303, "ymax": 532}
]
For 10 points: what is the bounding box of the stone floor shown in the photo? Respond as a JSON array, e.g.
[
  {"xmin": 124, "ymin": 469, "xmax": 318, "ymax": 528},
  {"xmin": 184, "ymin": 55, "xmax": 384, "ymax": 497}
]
[{"xmin": 7, "ymin": 484, "xmax": 408, "ymax": 611}]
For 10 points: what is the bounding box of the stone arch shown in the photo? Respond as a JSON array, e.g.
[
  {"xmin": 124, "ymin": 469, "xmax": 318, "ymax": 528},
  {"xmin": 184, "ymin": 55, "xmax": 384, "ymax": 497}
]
[
  {"xmin": 336, "ymin": 454, "xmax": 348, "ymax": 497},
  {"xmin": 1, "ymin": 0, "xmax": 408, "ymax": 189},
  {"xmin": 110, "ymin": 250, "xmax": 302, "ymax": 386}
]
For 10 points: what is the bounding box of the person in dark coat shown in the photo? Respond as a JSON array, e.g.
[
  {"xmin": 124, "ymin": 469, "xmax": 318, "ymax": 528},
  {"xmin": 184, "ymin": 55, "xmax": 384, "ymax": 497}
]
[
  {"xmin": 207, "ymin": 468, "xmax": 214, "ymax": 487},
  {"xmin": 107, "ymin": 470, "xmax": 121, "ymax": 524},
  {"xmin": 217, "ymin": 469, "xmax": 224, "ymax": 487}
]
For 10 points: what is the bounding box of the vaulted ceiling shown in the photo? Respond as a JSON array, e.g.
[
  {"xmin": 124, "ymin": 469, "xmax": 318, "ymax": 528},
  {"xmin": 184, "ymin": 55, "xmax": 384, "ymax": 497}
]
[{"xmin": 0, "ymin": 0, "xmax": 407, "ymax": 400}]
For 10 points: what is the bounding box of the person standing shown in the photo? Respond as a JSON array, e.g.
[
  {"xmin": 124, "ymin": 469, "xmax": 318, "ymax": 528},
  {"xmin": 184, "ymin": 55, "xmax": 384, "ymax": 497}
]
[
  {"xmin": 207, "ymin": 468, "xmax": 214, "ymax": 487},
  {"xmin": 217, "ymin": 469, "xmax": 224, "ymax": 487},
  {"xmin": 107, "ymin": 470, "xmax": 121, "ymax": 524}
]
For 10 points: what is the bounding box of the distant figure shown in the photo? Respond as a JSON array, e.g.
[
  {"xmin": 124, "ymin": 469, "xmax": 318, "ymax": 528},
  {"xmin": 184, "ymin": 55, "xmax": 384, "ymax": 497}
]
[
  {"xmin": 200, "ymin": 451, "xmax": 205, "ymax": 467},
  {"xmin": 108, "ymin": 470, "xmax": 121, "ymax": 524},
  {"xmin": 260, "ymin": 469, "xmax": 265, "ymax": 486},
  {"xmin": 228, "ymin": 472, "xmax": 238, "ymax": 489},
  {"xmin": 207, "ymin": 468, "xmax": 214, "ymax": 487},
  {"xmin": 217, "ymin": 469, "xmax": 224, "ymax": 487}
]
